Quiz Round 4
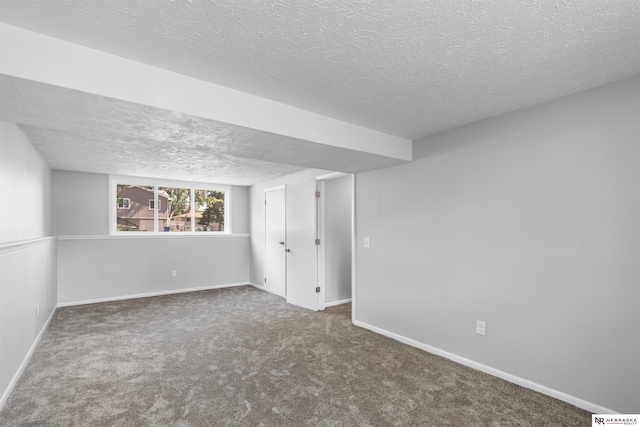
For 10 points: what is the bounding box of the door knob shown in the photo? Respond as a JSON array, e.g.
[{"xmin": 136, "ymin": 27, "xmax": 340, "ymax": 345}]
[{"xmin": 279, "ymin": 241, "xmax": 285, "ymax": 245}]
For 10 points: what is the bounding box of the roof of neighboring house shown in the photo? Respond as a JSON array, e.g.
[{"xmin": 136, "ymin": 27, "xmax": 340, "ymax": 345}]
[
  {"xmin": 121, "ymin": 185, "xmax": 172, "ymax": 200},
  {"xmin": 171, "ymin": 211, "xmax": 203, "ymax": 220}
]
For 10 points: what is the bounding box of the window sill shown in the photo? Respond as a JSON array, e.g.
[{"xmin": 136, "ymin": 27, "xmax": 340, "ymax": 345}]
[{"xmin": 58, "ymin": 233, "xmax": 249, "ymax": 240}]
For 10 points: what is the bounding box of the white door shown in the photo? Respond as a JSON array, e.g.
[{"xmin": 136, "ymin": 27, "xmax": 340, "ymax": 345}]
[
  {"xmin": 264, "ymin": 188, "xmax": 286, "ymax": 297},
  {"xmin": 286, "ymin": 180, "xmax": 319, "ymax": 311}
]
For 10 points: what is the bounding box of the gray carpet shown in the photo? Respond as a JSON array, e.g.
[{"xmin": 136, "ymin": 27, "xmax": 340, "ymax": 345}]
[{"xmin": 1, "ymin": 286, "xmax": 590, "ymax": 426}]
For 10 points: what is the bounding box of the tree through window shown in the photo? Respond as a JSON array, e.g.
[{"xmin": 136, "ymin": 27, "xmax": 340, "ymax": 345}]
[
  {"xmin": 195, "ymin": 189, "xmax": 225, "ymax": 232},
  {"xmin": 112, "ymin": 178, "xmax": 228, "ymax": 234},
  {"xmin": 160, "ymin": 187, "xmax": 190, "ymax": 232}
]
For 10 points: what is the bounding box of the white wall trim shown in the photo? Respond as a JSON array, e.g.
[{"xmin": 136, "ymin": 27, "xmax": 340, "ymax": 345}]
[
  {"xmin": 325, "ymin": 298, "xmax": 352, "ymax": 307},
  {"xmin": 317, "ymin": 180, "xmax": 326, "ymax": 310},
  {"xmin": 350, "ymin": 174, "xmax": 357, "ymax": 324},
  {"xmin": 57, "ymin": 282, "xmax": 252, "ymax": 307},
  {"xmin": 249, "ymin": 282, "xmax": 266, "ymax": 290},
  {"xmin": 57, "ymin": 233, "xmax": 249, "ymax": 241},
  {"xmin": 353, "ymin": 319, "xmax": 616, "ymax": 415},
  {"xmin": 0, "ymin": 236, "xmax": 57, "ymax": 254},
  {"xmin": 317, "ymin": 174, "xmax": 355, "ymax": 312},
  {"xmin": 0, "ymin": 306, "xmax": 56, "ymax": 411}
]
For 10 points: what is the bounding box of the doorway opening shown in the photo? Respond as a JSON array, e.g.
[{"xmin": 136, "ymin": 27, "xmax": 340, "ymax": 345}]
[
  {"xmin": 263, "ymin": 173, "xmax": 354, "ymax": 314},
  {"xmin": 317, "ymin": 173, "xmax": 353, "ymax": 311}
]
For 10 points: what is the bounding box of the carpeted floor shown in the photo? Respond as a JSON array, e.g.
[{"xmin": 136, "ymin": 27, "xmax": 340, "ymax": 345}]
[{"xmin": 1, "ymin": 286, "xmax": 590, "ymax": 426}]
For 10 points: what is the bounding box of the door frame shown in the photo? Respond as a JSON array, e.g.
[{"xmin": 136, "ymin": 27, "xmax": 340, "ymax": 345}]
[
  {"xmin": 263, "ymin": 185, "xmax": 286, "ymax": 294},
  {"xmin": 315, "ymin": 172, "xmax": 355, "ymax": 318}
]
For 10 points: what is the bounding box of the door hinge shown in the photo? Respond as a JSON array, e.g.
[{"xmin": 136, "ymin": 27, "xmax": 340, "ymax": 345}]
[
  {"xmin": 315, "ymin": 238, "xmax": 320, "ymax": 245},
  {"xmin": 315, "ymin": 191, "xmax": 320, "ymax": 198},
  {"xmin": 264, "ymin": 200, "xmax": 267, "ymax": 205},
  {"xmin": 315, "ymin": 286, "xmax": 320, "ymax": 293},
  {"xmin": 264, "ymin": 277, "xmax": 267, "ymax": 283}
]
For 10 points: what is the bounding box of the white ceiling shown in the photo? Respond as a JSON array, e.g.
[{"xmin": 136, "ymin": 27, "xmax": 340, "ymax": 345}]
[
  {"xmin": 0, "ymin": 75, "xmax": 406, "ymax": 185},
  {"xmin": 1, "ymin": 0, "xmax": 639, "ymax": 184}
]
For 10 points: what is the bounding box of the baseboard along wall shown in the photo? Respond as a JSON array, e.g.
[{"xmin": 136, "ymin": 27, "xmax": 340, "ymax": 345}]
[
  {"xmin": 248, "ymin": 282, "xmax": 265, "ymax": 291},
  {"xmin": 353, "ymin": 320, "xmax": 615, "ymax": 415},
  {"xmin": 324, "ymin": 298, "xmax": 352, "ymax": 307},
  {"xmin": 0, "ymin": 308, "xmax": 56, "ymax": 411},
  {"xmin": 7, "ymin": 285, "xmax": 607, "ymax": 415},
  {"xmin": 57, "ymin": 282, "xmax": 253, "ymax": 307},
  {"xmin": 3, "ymin": 283, "xmax": 258, "ymax": 410}
]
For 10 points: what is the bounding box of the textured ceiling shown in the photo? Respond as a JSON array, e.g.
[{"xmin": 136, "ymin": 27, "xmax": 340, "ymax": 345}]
[
  {"xmin": 0, "ymin": 75, "xmax": 406, "ymax": 185},
  {"xmin": 0, "ymin": 0, "xmax": 639, "ymax": 185},
  {"xmin": 1, "ymin": 0, "xmax": 638, "ymax": 140}
]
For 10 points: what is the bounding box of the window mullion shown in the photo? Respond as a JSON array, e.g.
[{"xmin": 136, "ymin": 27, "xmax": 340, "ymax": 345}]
[
  {"xmin": 190, "ymin": 188, "xmax": 195, "ymax": 232},
  {"xmin": 224, "ymin": 190, "xmax": 229, "ymax": 232},
  {"xmin": 154, "ymin": 186, "xmax": 159, "ymax": 232}
]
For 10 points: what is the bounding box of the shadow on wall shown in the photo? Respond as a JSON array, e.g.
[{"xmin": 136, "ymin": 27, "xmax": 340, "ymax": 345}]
[
  {"xmin": 412, "ymin": 78, "xmax": 631, "ymax": 162},
  {"xmin": 412, "ymin": 108, "xmax": 535, "ymax": 162}
]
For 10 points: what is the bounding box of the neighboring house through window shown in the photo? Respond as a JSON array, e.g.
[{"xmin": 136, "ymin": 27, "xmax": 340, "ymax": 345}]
[
  {"xmin": 116, "ymin": 185, "xmax": 170, "ymax": 232},
  {"xmin": 149, "ymin": 199, "xmax": 162, "ymax": 210},
  {"xmin": 111, "ymin": 177, "xmax": 229, "ymax": 234}
]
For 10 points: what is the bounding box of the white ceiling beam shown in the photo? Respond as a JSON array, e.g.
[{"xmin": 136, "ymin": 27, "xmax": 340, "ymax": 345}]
[{"xmin": 0, "ymin": 23, "xmax": 412, "ymax": 162}]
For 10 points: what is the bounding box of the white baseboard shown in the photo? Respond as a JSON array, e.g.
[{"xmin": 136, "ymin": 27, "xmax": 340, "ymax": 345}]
[
  {"xmin": 0, "ymin": 307, "xmax": 56, "ymax": 410},
  {"xmin": 325, "ymin": 298, "xmax": 352, "ymax": 307},
  {"xmin": 353, "ymin": 320, "xmax": 615, "ymax": 414},
  {"xmin": 57, "ymin": 282, "xmax": 252, "ymax": 307},
  {"xmin": 248, "ymin": 282, "xmax": 265, "ymax": 290}
]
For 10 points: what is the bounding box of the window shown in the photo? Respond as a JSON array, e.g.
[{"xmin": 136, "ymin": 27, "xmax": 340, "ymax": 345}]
[
  {"xmin": 160, "ymin": 187, "xmax": 191, "ymax": 232},
  {"xmin": 116, "ymin": 184, "xmax": 155, "ymax": 232},
  {"xmin": 117, "ymin": 198, "xmax": 130, "ymax": 209},
  {"xmin": 195, "ymin": 189, "xmax": 226, "ymax": 232},
  {"xmin": 148, "ymin": 199, "xmax": 162, "ymax": 210},
  {"xmin": 110, "ymin": 177, "xmax": 229, "ymax": 234}
]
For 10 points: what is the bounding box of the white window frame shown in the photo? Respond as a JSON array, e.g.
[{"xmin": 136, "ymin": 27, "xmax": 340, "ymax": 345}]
[
  {"xmin": 148, "ymin": 199, "xmax": 161, "ymax": 211},
  {"xmin": 109, "ymin": 175, "xmax": 231, "ymax": 235},
  {"xmin": 117, "ymin": 197, "xmax": 131, "ymax": 209}
]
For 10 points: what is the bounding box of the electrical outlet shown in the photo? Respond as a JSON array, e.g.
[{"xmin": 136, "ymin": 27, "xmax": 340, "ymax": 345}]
[
  {"xmin": 172, "ymin": 270, "xmax": 177, "ymax": 277},
  {"xmin": 476, "ymin": 320, "xmax": 486, "ymax": 336},
  {"xmin": 36, "ymin": 304, "xmax": 40, "ymax": 317}
]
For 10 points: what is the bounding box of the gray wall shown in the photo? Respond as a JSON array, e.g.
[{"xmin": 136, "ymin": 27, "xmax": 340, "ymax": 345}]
[
  {"xmin": 354, "ymin": 76, "xmax": 640, "ymax": 413},
  {"xmin": 52, "ymin": 171, "xmax": 250, "ymax": 236},
  {"xmin": 52, "ymin": 170, "xmax": 251, "ymax": 304},
  {"xmin": 1, "ymin": 123, "xmax": 52, "ymax": 241},
  {"xmin": 52, "ymin": 170, "xmax": 109, "ymax": 236},
  {"xmin": 57, "ymin": 236, "xmax": 249, "ymax": 304},
  {"xmin": 230, "ymin": 185, "xmax": 250, "ymax": 233},
  {"xmin": 0, "ymin": 121, "xmax": 57, "ymax": 408},
  {"xmin": 323, "ymin": 175, "xmax": 352, "ymax": 303}
]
